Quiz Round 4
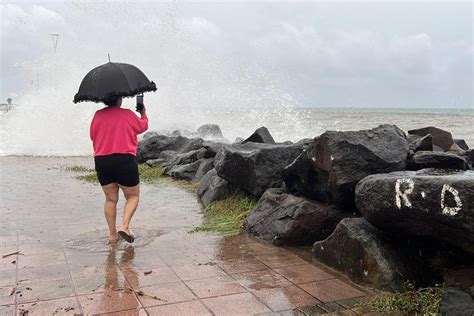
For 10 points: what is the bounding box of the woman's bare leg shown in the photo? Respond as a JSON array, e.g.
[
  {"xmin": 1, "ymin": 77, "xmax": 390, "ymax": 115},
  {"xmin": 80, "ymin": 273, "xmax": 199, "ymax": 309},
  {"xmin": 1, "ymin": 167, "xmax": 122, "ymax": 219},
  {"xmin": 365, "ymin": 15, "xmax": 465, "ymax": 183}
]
[
  {"xmin": 101, "ymin": 183, "xmax": 120, "ymax": 241},
  {"xmin": 119, "ymin": 184, "xmax": 140, "ymax": 234}
]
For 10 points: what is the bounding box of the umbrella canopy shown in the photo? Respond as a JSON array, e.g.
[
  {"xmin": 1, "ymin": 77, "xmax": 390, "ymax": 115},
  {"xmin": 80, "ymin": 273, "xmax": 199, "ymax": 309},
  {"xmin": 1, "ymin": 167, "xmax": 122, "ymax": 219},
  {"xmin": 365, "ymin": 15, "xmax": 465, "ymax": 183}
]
[{"xmin": 73, "ymin": 62, "xmax": 157, "ymax": 103}]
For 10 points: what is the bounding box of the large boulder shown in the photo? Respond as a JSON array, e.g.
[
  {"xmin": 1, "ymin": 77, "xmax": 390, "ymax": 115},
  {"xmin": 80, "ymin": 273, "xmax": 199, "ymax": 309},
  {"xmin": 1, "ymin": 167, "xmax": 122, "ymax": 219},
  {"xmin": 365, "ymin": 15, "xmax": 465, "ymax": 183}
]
[
  {"xmin": 441, "ymin": 287, "xmax": 474, "ymax": 316},
  {"xmin": 197, "ymin": 124, "xmax": 224, "ymax": 139},
  {"xmin": 284, "ymin": 124, "xmax": 409, "ymax": 210},
  {"xmin": 407, "ymin": 151, "xmax": 469, "ymax": 171},
  {"xmin": 197, "ymin": 169, "xmax": 236, "ymax": 208},
  {"xmin": 214, "ymin": 142, "xmax": 303, "ymax": 197},
  {"xmin": 243, "ymin": 126, "xmax": 276, "ymax": 144},
  {"xmin": 313, "ymin": 218, "xmax": 419, "ymax": 291},
  {"xmin": 137, "ymin": 135, "xmax": 204, "ymax": 163},
  {"xmin": 243, "ymin": 188, "xmax": 346, "ymax": 245},
  {"xmin": 408, "ymin": 126, "xmax": 454, "ymax": 152},
  {"xmin": 356, "ymin": 169, "xmax": 474, "ymax": 254}
]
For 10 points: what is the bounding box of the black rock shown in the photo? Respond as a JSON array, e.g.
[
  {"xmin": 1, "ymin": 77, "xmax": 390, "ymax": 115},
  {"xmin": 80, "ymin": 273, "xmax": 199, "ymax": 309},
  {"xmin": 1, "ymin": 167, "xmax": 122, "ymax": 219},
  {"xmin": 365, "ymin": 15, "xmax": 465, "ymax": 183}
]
[
  {"xmin": 169, "ymin": 148, "xmax": 208, "ymax": 166},
  {"xmin": 202, "ymin": 141, "xmax": 228, "ymax": 157},
  {"xmin": 441, "ymin": 287, "xmax": 474, "ymax": 316},
  {"xmin": 407, "ymin": 151, "xmax": 469, "ymax": 170},
  {"xmin": 145, "ymin": 158, "xmax": 168, "ymax": 168},
  {"xmin": 313, "ymin": 218, "xmax": 418, "ymax": 291},
  {"xmin": 408, "ymin": 134, "xmax": 433, "ymax": 152},
  {"xmin": 283, "ymin": 151, "xmax": 319, "ymax": 199},
  {"xmin": 465, "ymin": 149, "xmax": 474, "ymax": 168},
  {"xmin": 243, "ymin": 126, "xmax": 276, "ymax": 144},
  {"xmin": 454, "ymin": 139, "xmax": 469, "ymax": 150},
  {"xmin": 356, "ymin": 169, "xmax": 474, "ymax": 254},
  {"xmin": 137, "ymin": 135, "xmax": 204, "ymax": 163},
  {"xmin": 244, "ymin": 188, "xmax": 346, "ymax": 245},
  {"xmin": 197, "ymin": 124, "xmax": 224, "ymax": 139},
  {"xmin": 408, "ymin": 126, "xmax": 454, "ymax": 152},
  {"xmin": 165, "ymin": 160, "xmax": 201, "ymax": 180},
  {"xmin": 159, "ymin": 150, "xmax": 179, "ymax": 163},
  {"xmin": 197, "ymin": 169, "xmax": 236, "ymax": 208},
  {"xmin": 284, "ymin": 124, "xmax": 409, "ymax": 210},
  {"xmin": 193, "ymin": 158, "xmax": 215, "ymax": 182},
  {"xmin": 214, "ymin": 142, "xmax": 303, "ymax": 197}
]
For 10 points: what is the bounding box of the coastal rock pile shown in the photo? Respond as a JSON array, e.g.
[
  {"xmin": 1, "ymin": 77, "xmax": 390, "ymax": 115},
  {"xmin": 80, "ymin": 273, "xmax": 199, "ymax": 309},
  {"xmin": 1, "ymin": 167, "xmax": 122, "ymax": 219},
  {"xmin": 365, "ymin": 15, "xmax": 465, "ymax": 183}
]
[{"xmin": 138, "ymin": 124, "xmax": 473, "ymax": 294}]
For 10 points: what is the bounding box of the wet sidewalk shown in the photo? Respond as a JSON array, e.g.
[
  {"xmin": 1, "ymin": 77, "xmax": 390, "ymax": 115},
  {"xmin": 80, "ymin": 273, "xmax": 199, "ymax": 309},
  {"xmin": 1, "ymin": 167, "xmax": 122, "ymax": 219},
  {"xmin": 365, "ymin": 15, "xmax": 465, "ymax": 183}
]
[{"xmin": 0, "ymin": 157, "xmax": 370, "ymax": 315}]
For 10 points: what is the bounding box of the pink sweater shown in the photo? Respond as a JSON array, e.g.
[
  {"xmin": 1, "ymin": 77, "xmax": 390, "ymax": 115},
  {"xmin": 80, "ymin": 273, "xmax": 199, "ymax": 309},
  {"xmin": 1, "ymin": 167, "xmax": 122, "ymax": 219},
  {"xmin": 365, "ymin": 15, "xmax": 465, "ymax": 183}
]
[{"xmin": 90, "ymin": 107, "xmax": 149, "ymax": 157}]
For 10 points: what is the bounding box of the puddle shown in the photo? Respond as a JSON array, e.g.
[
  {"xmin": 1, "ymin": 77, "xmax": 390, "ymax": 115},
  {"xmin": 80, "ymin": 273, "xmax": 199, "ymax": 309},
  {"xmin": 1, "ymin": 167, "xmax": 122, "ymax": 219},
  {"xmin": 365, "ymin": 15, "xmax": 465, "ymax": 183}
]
[{"xmin": 65, "ymin": 227, "xmax": 164, "ymax": 252}]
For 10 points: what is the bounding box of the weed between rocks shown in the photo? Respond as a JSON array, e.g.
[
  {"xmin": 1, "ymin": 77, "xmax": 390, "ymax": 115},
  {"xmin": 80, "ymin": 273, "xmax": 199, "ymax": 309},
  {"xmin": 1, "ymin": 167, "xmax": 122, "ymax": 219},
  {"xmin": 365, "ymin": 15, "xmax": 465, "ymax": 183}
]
[{"xmin": 191, "ymin": 193, "xmax": 257, "ymax": 236}]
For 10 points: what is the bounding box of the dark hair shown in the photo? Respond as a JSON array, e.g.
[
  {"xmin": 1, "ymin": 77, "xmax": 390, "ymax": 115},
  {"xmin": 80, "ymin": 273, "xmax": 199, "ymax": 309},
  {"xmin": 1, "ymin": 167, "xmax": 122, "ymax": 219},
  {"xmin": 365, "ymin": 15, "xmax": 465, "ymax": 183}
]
[{"xmin": 103, "ymin": 96, "xmax": 120, "ymax": 106}]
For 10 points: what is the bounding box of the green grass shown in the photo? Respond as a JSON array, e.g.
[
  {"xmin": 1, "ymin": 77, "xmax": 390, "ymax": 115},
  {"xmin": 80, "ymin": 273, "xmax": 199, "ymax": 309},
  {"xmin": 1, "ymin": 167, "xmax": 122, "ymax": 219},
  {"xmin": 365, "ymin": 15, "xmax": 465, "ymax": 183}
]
[
  {"xmin": 63, "ymin": 164, "xmax": 198, "ymax": 193},
  {"xmin": 139, "ymin": 165, "xmax": 165, "ymax": 183},
  {"xmin": 61, "ymin": 165, "xmax": 95, "ymax": 173},
  {"xmin": 191, "ymin": 193, "xmax": 257, "ymax": 236},
  {"xmin": 362, "ymin": 284, "xmax": 443, "ymax": 315}
]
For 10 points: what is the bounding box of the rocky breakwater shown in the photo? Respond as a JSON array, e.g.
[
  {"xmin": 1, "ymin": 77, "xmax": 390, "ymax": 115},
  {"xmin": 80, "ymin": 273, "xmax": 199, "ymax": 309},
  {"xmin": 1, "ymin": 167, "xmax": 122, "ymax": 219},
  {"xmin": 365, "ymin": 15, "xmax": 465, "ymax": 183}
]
[{"xmin": 138, "ymin": 124, "xmax": 473, "ymax": 296}]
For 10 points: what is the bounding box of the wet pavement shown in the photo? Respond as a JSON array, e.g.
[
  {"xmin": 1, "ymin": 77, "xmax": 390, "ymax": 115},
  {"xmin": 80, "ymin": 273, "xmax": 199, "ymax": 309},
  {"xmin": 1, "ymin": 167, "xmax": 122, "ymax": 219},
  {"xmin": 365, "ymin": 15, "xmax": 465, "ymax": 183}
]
[{"xmin": 0, "ymin": 156, "xmax": 371, "ymax": 315}]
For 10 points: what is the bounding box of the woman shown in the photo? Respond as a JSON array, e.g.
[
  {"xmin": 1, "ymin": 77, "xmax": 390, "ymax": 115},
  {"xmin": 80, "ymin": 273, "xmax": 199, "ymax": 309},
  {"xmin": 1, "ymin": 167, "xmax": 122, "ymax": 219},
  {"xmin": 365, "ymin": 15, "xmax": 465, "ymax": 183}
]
[{"xmin": 90, "ymin": 96, "xmax": 148, "ymax": 243}]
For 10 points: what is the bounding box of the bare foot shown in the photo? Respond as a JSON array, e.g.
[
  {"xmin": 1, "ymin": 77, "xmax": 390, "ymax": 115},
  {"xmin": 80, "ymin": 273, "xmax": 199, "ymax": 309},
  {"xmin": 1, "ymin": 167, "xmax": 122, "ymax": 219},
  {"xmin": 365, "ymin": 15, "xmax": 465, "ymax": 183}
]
[{"xmin": 108, "ymin": 234, "xmax": 119, "ymax": 243}]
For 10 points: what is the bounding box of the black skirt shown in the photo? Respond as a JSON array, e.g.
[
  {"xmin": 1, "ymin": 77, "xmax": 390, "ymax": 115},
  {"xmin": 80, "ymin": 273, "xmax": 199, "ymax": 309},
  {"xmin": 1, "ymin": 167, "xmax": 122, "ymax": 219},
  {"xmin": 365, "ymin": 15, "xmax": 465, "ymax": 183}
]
[{"xmin": 94, "ymin": 154, "xmax": 139, "ymax": 187}]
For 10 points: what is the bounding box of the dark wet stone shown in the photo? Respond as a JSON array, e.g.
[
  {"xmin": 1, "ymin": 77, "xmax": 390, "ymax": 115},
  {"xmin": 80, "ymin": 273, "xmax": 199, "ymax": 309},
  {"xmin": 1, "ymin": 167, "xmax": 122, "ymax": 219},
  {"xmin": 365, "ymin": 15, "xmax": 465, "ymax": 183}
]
[
  {"xmin": 214, "ymin": 142, "xmax": 303, "ymax": 197},
  {"xmin": 244, "ymin": 188, "xmax": 345, "ymax": 245},
  {"xmin": 243, "ymin": 126, "xmax": 276, "ymax": 144},
  {"xmin": 356, "ymin": 169, "xmax": 474, "ymax": 254},
  {"xmin": 408, "ymin": 134, "xmax": 433, "ymax": 152},
  {"xmin": 454, "ymin": 139, "xmax": 469, "ymax": 150},
  {"xmin": 202, "ymin": 141, "xmax": 228, "ymax": 157},
  {"xmin": 283, "ymin": 151, "xmax": 319, "ymax": 202},
  {"xmin": 145, "ymin": 158, "xmax": 167, "ymax": 168},
  {"xmin": 170, "ymin": 148, "xmax": 208, "ymax": 166},
  {"xmin": 137, "ymin": 135, "xmax": 204, "ymax": 163},
  {"xmin": 197, "ymin": 169, "xmax": 236, "ymax": 208},
  {"xmin": 193, "ymin": 158, "xmax": 215, "ymax": 182},
  {"xmin": 407, "ymin": 151, "xmax": 469, "ymax": 171},
  {"xmin": 313, "ymin": 218, "xmax": 415, "ymax": 291},
  {"xmin": 159, "ymin": 150, "xmax": 179, "ymax": 163},
  {"xmin": 408, "ymin": 126, "xmax": 454, "ymax": 152},
  {"xmin": 284, "ymin": 124, "xmax": 409, "ymax": 210},
  {"xmin": 465, "ymin": 149, "xmax": 474, "ymax": 168},
  {"xmin": 165, "ymin": 160, "xmax": 202, "ymax": 180},
  {"xmin": 441, "ymin": 287, "xmax": 474, "ymax": 316},
  {"xmin": 197, "ymin": 124, "xmax": 224, "ymax": 139}
]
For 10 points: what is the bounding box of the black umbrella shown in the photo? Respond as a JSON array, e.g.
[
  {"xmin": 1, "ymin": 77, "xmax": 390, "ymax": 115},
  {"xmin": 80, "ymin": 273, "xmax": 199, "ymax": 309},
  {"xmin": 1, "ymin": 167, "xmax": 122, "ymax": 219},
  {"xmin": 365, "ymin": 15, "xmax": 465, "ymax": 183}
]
[{"xmin": 73, "ymin": 62, "xmax": 157, "ymax": 103}]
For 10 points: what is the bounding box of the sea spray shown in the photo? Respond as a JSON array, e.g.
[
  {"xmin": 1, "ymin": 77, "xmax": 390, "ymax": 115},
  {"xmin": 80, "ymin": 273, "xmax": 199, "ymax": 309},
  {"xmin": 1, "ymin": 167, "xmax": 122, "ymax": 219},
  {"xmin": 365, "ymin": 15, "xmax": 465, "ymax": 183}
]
[{"xmin": 0, "ymin": 2, "xmax": 306, "ymax": 156}]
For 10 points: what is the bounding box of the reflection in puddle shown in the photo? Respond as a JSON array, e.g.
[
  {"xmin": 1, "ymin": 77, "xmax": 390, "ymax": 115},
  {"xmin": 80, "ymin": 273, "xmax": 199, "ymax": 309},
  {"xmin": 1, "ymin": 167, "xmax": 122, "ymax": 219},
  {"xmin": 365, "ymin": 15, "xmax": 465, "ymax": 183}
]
[{"xmin": 65, "ymin": 227, "xmax": 163, "ymax": 252}]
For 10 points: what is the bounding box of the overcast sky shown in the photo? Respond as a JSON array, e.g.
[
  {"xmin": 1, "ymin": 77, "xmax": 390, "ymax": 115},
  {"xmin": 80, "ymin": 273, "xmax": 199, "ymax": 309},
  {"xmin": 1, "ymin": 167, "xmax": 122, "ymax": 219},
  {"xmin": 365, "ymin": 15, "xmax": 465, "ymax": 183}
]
[{"xmin": 1, "ymin": 0, "xmax": 472, "ymax": 108}]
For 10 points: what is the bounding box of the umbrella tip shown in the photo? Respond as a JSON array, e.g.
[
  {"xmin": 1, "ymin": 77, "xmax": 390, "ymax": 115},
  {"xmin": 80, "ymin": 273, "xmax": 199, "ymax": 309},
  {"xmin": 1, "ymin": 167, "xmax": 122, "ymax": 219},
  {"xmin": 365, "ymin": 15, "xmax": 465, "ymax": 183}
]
[{"xmin": 108, "ymin": 53, "xmax": 111, "ymax": 62}]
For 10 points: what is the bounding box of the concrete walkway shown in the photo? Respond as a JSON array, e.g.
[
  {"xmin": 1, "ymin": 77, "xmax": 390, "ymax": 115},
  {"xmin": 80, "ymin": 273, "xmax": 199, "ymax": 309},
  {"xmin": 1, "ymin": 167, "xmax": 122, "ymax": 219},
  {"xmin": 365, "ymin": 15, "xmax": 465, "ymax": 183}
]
[{"xmin": 0, "ymin": 157, "xmax": 371, "ymax": 315}]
